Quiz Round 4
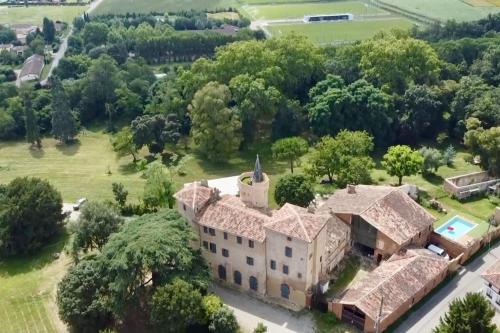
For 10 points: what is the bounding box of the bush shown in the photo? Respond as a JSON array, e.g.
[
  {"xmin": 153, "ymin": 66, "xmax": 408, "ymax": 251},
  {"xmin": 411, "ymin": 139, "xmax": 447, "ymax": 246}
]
[
  {"xmin": 0, "ymin": 177, "xmax": 63, "ymax": 256},
  {"xmin": 274, "ymin": 174, "xmax": 315, "ymax": 207}
]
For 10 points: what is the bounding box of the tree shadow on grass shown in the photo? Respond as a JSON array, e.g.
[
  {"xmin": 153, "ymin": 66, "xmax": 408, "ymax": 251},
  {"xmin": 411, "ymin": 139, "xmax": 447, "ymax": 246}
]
[
  {"xmin": 28, "ymin": 146, "xmax": 45, "ymax": 159},
  {"xmin": 0, "ymin": 230, "xmax": 69, "ymax": 277},
  {"xmin": 55, "ymin": 139, "xmax": 81, "ymax": 156},
  {"xmin": 118, "ymin": 162, "xmax": 139, "ymax": 176},
  {"xmin": 422, "ymin": 172, "xmax": 444, "ymax": 186}
]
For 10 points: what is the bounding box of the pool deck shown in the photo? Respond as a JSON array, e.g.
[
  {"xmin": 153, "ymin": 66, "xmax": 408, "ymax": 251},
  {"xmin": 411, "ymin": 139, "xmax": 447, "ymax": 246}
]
[{"xmin": 434, "ymin": 213, "xmax": 488, "ymax": 245}]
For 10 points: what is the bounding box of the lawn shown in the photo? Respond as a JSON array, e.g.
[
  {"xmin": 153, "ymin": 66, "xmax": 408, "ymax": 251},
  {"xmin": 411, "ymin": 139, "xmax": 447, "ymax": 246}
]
[
  {"xmin": 0, "ymin": 234, "xmax": 69, "ymax": 333},
  {"xmin": 380, "ymin": 0, "xmax": 500, "ymax": 21},
  {"xmin": 245, "ymin": 1, "xmax": 385, "ymax": 20},
  {"xmin": 267, "ymin": 18, "xmax": 415, "ymax": 43},
  {"xmin": 93, "ymin": 0, "xmax": 236, "ymax": 15},
  {"xmin": 0, "ymin": 5, "xmax": 87, "ymax": 25}
]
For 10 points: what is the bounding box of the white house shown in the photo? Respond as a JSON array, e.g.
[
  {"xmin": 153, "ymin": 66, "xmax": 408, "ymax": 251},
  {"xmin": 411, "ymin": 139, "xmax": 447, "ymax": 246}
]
[{"xmin": 482, "ymin": 259, "xmax": 500, "ymax": 310}]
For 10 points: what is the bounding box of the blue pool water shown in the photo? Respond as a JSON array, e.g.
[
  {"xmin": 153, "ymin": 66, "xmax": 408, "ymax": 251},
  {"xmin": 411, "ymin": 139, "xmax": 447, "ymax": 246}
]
[{"xmin": 435, "ymin": 216, "xmax": 476, "ymax": 240}]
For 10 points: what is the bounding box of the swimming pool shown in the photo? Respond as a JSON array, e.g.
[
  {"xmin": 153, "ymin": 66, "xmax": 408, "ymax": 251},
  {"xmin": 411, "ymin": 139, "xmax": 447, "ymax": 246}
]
[{"xmin": 435, "ymin": 216, "xmax": 477, "ymax": 240}]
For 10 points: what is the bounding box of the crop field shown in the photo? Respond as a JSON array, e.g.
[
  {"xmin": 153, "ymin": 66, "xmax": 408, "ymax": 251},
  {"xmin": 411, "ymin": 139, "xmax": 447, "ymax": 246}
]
[
  {"xmin": 267, "ymin": 18, "xmax": 414, "ymax": 43},
  {"xmin": 380, "ymin": 0, "xmax": 500, "ymax": 21},
  {"xmin": 0, "ymin": 5, "xmax": 87, "ymax": 24},
  {"xmin": 244, "ymin": 1, "xmax": 386, "ymax": 20},
  {"xmin": 93, "ymin": 0, "xmax": 236, "ymax": 15}
]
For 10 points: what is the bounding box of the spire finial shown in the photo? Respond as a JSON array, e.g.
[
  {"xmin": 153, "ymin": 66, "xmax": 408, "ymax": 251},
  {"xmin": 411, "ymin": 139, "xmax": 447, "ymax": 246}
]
[{"xmin": 253, "ymin": 154, "xmax": 263, "ymax": 183}]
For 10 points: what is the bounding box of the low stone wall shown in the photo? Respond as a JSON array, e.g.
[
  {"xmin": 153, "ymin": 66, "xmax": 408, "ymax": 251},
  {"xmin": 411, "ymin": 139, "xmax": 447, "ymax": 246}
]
[
  {"xmin": 430, "ymin": 232, "xmax": 481, "ymax": 264},
  {"xmin": 444, "ymin": 171, "xmax": 498, "ymax": 200}
]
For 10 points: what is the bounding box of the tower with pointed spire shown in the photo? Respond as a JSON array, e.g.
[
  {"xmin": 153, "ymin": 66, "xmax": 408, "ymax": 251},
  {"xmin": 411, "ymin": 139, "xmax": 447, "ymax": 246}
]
[{"xmin": 238, "ymin": 155, "xmax": 269, "ymax": 208}]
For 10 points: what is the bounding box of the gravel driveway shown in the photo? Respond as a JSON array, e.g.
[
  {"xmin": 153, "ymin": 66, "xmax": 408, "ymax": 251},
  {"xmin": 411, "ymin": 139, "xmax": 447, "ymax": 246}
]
[{"xmin": 211, "ymin": 284, "xmax": 315, "ymax": 333}]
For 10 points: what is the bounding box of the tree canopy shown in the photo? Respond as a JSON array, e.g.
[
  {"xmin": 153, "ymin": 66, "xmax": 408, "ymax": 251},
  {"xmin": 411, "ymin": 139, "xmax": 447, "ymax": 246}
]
[
  {"xmin": 274, "ymin": 174, "xmax": 314, "ymax": 208},
  {"xmin": 382, "ymin": 145, "xmax": 423, "ymax": 185},
  {"xmin": 271, "ymin": 136, "xmax": 308, "ymax": 173}
]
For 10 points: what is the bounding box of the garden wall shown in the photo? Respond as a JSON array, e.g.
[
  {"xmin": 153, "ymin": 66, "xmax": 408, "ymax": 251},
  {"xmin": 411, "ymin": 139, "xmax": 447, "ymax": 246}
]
[{"xmin": 444, "ymin": 171, "xmax": 498, "ymax": 199}]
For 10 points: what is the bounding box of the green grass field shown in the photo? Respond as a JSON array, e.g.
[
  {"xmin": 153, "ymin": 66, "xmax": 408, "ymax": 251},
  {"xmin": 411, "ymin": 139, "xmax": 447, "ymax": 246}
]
[
  {"xmin": 0, "ymin": 235, "xmax": 69, "ymax": 333},
  {"xmin": 380, "ymin": 0, "xmax": 500, "ymax": 21},
  {"xmin": 242, "ymin": 0, "xmax": 322, "ymax": 4},
  {"xmin": 93, "ymin": 0, "xmax": 236, "ymax": 15},
  {"xmin": 267, "ymin": 18, "xmax": 415, "ymax": 43},
  {"xmin": 0, "ymin": 5, "xmax": 87, "ymax": 24},
  {"xmin": 245, "ymin": 1, "xmax": 386, "ymax": 19}
]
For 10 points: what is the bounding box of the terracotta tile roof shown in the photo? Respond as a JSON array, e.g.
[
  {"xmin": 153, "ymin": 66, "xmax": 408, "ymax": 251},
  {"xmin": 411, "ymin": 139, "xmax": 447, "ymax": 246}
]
[
  {"xmin": 328, "ymin": 215, "xmax": 350, "ymax": 243},
  {"xmin": 318, "ymin": 185, "xmax": 435, "ymax": 245},
  {"xmin": 336, "ymin": 249, "xmax": 448, "ymax": 321},
  {"xmin": 196, "ymin": 195, "xmax": 270, "ymax": 242},
  {"xmin": 482, "ymin": 259, "xmax": 500, "ymax": 289},
  {"xmin": 173, "ymin": 182, "xmax": 214, "ymax": 213},
  {"xmin": 20, "ymin": 54, "xmax": 44, "ymax": 79},
  {"xmin": 265, "ymin": 203, "xmax": 330, "ymax": 242}
]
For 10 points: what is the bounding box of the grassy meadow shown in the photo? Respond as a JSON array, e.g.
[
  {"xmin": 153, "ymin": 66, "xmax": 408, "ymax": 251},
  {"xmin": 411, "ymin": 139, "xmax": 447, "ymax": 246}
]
[
  {"xmin": 267, "ymin": 18, "xmax": 415, "ymax": 43},
  {"xmin": 380, "ymin": 0, "xmax": 500, "ymax": 21},
  {"xmin": 93, "ymin": 0, "xmax": 236, "ymax": 15},
  {"xmin": 0, "ymin": 5, "xmax": 87, "ymax": 25},
  {"xmin": 245, "ymin": 1, "xmax": 385, "ymax": 20}
]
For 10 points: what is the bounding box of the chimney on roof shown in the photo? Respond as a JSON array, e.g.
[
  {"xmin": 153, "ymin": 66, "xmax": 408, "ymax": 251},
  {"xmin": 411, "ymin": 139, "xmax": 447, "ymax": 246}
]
[
  {"xmin": 347, "ymin": 184, "xmax": 356, "ymax": 194},
  {"xmin": 200, "ymin": 179, "xmax": 208, "ymax": 187}
]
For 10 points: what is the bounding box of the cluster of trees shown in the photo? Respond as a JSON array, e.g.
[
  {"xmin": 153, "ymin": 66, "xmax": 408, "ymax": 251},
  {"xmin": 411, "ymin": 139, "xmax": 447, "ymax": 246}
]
[
  {"xmin": 57, "ymin": 208, "xmax": 239, "ymax": 332},
  {"xmin": 0, "ymin": 177, "xmax": 64, "ymax": 256},
  {"xmin": 68, "ymin": 14, "xmax": 260, "ymax": 65}
]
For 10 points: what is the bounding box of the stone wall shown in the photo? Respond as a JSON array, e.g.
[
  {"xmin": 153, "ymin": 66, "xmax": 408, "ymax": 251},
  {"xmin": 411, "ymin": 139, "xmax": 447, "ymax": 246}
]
[{"xmin": 444, "ymin": 171, "xmax": 498, "ymax": 199}]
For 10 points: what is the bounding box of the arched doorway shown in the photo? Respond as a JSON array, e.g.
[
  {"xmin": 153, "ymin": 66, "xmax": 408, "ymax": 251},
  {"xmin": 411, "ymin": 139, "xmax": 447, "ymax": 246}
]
[
  {"xmin": 233, "ymin": 270, "xmax": 242, "ymax": 285},
  {"xmin": 218, "ymin": 265, "xmax": 226, "ymax": 281},
  {"xmin": 249, "ymin": 276, "xmax": 258, "ymax": 291},
  {"xmin": 281, "ymin": 283, "xmax": 290, "ymax": 299}
]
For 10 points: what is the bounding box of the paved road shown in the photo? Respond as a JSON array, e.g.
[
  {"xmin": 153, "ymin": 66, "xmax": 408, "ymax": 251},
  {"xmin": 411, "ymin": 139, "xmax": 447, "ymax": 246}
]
[
  {"xmin": 211, "ymin": 284, "xmax": 315, "ymax": 333},
  {"xmin": 395, "ymin": 242, "xmax": 500, "ymax": 333}
]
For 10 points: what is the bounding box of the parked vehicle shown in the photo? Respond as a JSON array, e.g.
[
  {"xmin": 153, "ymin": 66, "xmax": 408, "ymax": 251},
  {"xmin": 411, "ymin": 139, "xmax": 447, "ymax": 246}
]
[
  {"xmin": 73, "ymin": 197, "xmax": 87, "ymax": 211},
  {"xmin": 427, "ymin": 244, "xmax": 450, "ymax": 260}
]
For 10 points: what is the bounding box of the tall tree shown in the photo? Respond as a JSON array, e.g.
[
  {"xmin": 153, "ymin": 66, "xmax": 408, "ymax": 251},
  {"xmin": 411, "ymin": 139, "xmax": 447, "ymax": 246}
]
[
  {"xmin": 464, "ymin": 119, "xmax": 500, "ymax": 176},
  {"xmin": 382, "ymin": 145, "xmax": 423, "ymax": 185},
  {"xmin": 433, "ymin": 292, "xmax": 496, "ymax": 333},
  {"xmin": 274, "ymin": 174, "xmax": 314, "ymax": 207},
  {"xmin": 42, "ymin": 17, "xmax": 56, "ymax": 44},
  {"xmin": 143, "ymin": 161, "xmax": 175, "ymax": 209},
  {"xmin": 271, "ymin": 136, "xmax": 308, "ymax": 173},
  {"xmin": 22, "ymin": 89, "xmax": 41, "ymax": 148},
  {"xmin": 420, "ymin": 147, "xmax": 445, "ymax": 174},
  {"xmin": 188, "ymin": 82, "xmax": 242, "ymax": 162},
  {"xmin": 51, "ymin": 77, "xmax": 78, "ymax": 143}
]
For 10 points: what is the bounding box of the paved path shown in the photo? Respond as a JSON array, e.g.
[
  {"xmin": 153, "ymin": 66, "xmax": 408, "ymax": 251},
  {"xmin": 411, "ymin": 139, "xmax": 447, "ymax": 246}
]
[
  {"xmin": 211, "ymin": 285, "xmax": 315, "ymax": 333},
  {"xmin": 395, "ymin": 242, "xmax": 500, "ymax": 333}
]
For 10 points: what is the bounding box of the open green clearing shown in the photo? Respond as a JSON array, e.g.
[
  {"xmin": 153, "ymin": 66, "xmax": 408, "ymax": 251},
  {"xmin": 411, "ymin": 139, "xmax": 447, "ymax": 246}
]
[
  {"xmin": 0, "ymin": 235, "xmax": 69, "ymax": 333},
  {"xmin": 242, "ymin": 0, "xmax": 323, "ymax": 4},
  {"xmin": 0, "ymin": 5, "xmax": 87, "ymax": 24},
  {"xmin": 267, "ymin": 18, "xmax": 415, "ymax": 43},
  {"xmin": 380, "ymin": 0, "xmax": 500, "ymax": 21},
  {"xmin": 245, "ymin": 1, "xmax": 385, "ymax": 20},
  {"xmin": 93, "ymin": 0, "xmax": 236, "ymax": 15}
]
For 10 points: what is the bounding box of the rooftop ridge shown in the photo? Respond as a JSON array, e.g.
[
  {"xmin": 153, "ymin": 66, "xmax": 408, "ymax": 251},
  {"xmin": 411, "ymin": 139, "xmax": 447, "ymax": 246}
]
[{"xmin": 287, "ymin": 204, "xmax": 311, "ymax": 243}]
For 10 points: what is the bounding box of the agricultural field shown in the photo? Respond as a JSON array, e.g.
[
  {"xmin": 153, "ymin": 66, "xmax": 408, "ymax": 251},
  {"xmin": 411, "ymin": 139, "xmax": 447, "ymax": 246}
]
[
  {"xmin": 93, "ymin": 0, "xmax": 236, "ymax": 15},
  {"xmin": 244, "ymin": 1, "xmax": 386, "ymax": 20},
  {"xmin": 0, "ymin": 5, "xmax": 87, "ymax": 24},
  {"xmin": 380, "ymin": 0, "xmax": 500, "ymax": 21},
  {"xmin": 267, "ymin": 18, "xmax": 415, "ymax": 43}
]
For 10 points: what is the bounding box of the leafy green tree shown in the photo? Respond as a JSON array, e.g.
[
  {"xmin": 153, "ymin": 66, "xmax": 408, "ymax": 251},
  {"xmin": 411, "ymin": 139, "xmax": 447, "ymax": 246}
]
[
  {"xmin": 111, "ymin": 126, "xmax": 138, "ymax": 162},
  {"xmin": 70, "ymin": 201, "xmax": 123, "ymax": 259},
  {"xmin": 382, "ymin": 145, "xmax": 423, "ymax": 185},
  {"xmin": 82, "ymin": 22, "xmax": 109, "ymax": 46},
  {"xmin": 0, "ymin": 177, "xmax": 63, "ymax": 256},
  {"xmin": 143, "ymin": 162, "xmax": 175, "ymax": 209},
  {"xmin": 307, "ymin": 75, "xmax": 393, "ymax": 143},
  {"xmin": 464, "ymin": 120, "xmax": 500, "ymax": 176},
  {"xmin": 112, "ymin": 182, "xmax": 128, "ymax": 207},
  {"xmin": 470, "ymin": 46, "xmax": 500, "ymax": 86},
  {"xmin": 51, "ymin": 77, "xmax": 78, "ymax": 143},
  {"xmin": 229, "ymin": 74, "xmax": 280, "ymax": 144},
  {"xmin": 80, "ymin": 55, "xmax": 121, "ymax": 122},
  {"xmin": 43, "ymin": 17, "xmax": 56, "ymax": 43},
  {"xmin": 271, "ymin": 137, "xmax": 308, "ymax": 173},
  {"xmin": 54, "ymin": 54, "xmax": 91, "ymax": 80},
  {"xmin": 0, "ymin": 109, "xmax": 16, "ymax": 139},
  {"xmin": 274, "ymin": 174, "xmax": 314, "ymax": 207},
  {"xmin": 29, "ymin": 35, "xmax": 45, "ymax": 55},
  {"xmin": 57, "ymin": 256, "xmax": 111, "ymax": 333},
  {"xmin": 467, "ymin": 87, "xmax": 500, "ymax": 131},
  {"xmin": 22, "ymin": 89, "xmax": 41, "ymax": 148},
  {"xmin": 443, "ymin": 145, "xmax": 456, "ymax": 166},
  {"xmin": 359, "ymin": 35, "xmax": 441, "ymax": 93},
  {"xmin": 306, "ymin": 131, "xmax": 374, "ymax": 186},
  {"xmin": 188, "ymin": 82, "xmax": 242, "ymax": 162},
  {"xmin": 433, "ymin": 292, "xmax": 495, "ymax": 333},
  {"xmin": 130, "ymin": 114, "xmax": 180, "ymax": 156},
  {"xmin": 398, "ymin": 85, "xmax": 443, "ymax": 142},
  {"xmin": 203, "ymin": 294, "xmax": 223, "ymax": 323},
  {"xmin": 254, "ymin": 323, "xmax": 267, "ymax": 333},
  {"xmin": 150, "ymin": 278, "xmax": 205, "ymax": 333},
  {"xmin": 209, "ymin": 306, "xmax": 239, "ymax": 333},
  {"xmin": 115, "ymin": 86, "xmax": 143, "ymax": 119},
  {"xmin": 419, "ymin": 147, "xmax": 445, "ymax": 174},
  {"xmin": 99, "ymin": 210, "xmax": 210, "ymax": 315}
]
